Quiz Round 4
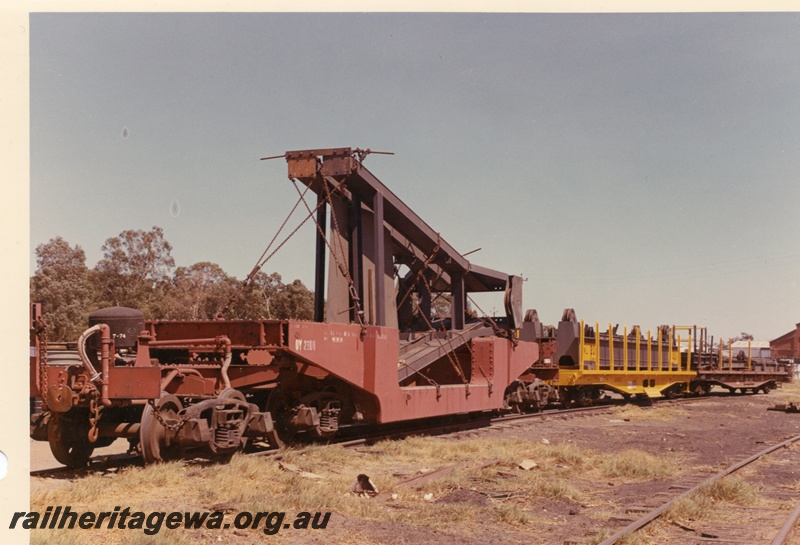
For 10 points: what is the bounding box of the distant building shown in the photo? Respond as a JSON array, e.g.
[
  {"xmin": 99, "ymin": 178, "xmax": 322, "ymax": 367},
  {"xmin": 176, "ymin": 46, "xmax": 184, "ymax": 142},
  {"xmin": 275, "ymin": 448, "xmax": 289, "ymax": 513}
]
[
  {"xmin": 730, "ymin": 340, "xmax": 771, "ymax": 359},
  {"xmin": 771, "ymin": 323, "xmax": 800, "ymax": 359}
]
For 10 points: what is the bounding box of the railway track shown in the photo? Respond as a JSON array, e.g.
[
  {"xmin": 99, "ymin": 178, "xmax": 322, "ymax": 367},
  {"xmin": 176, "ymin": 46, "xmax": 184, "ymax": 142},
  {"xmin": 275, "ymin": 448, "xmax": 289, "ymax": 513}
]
[
  {"xmin": 597, "ymin": 432, "xmax": 800, "ymax": 545},
  {"xmin": 30, "ymin": 376, "xmax": 798, "ymax": 545},
  {"xmin": 29, "ymin": 393, "xmax": 716, "ymax": 479},
  {"xmin": 773, "ymin": 502, "xmax": 800, "ymax": 545}
]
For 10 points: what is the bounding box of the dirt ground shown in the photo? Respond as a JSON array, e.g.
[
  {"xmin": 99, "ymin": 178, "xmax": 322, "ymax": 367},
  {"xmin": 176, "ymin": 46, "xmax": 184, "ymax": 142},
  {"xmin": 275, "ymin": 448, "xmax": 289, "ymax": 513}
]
[
  {"xmin": 28, "ymin": 384, "xmax": 800, "ymax": 545},
  {"xmin": 30, "ymin": 437, "xmax": 130, "ymax": 473},
  {"xmin": 499, "ymin": 390, "xmax": 800, "ymax": 545}
]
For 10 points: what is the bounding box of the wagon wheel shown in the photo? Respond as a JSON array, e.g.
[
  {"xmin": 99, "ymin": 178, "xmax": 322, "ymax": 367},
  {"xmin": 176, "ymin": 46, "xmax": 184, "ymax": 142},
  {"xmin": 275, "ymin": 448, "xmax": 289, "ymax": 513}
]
[
  {"xmin": 574, "ymin": 386, "xmax": 595, "ymax": 407},
  {"xmin": 529, "ymin": 383, "xmax": 551, "ymax": 411},
  {"xmin": 266, "ymin": 387, "xmax": 346, "ymax": 445},
  {"xmin": 693, "ymin": 383, "xmax": 711, "ymax": 396},
  {"xmin": 139, "ymin": 393, "xmax": 185, "ymax": 464},
  {"xmin": 564, "ymin": 386, "xmax": 593, "ymax": 408},
  {"xmin": 212, "ymin": 388, "xmax": 250, "ymax": 461},
  {"xmin": 299, "ymin": 391, "xmax": 346, "ymax": 439},
  {"xmin": 93, "ymin": 436, "xmax": 117, "ymax": 448},
  {"xmin": 664, "ymin": 384, "xmax": 683, "ymax": 399},
  {"xmin": 503, "ymin": 382, "xmax": 526, "ymax": 413},
  {"xmin": 48, "ymin": 411, "xmax": 94, "ymax": 468},
  {"xmin": 266, "ymin": 387, "xmax": 294, "ymax": 447}
]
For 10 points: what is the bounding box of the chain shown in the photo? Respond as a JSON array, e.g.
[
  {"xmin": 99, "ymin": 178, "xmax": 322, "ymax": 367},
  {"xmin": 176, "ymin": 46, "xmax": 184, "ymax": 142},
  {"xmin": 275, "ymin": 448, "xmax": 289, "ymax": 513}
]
[
  {"xmin": 397, "ymin": 359, "xmax": 442, "ymax": 398},
  {"xmin": 217, "ymin": 179, "xmax": 345, "ymax": 318},
  {"xmin": 396, "ymin": 235, "xmax": 442, "ymax": 310},
  {"xmin": 321, "ymin": 176, "xmax": 367, "ymax": 329},
  {"xmin": 147, "ymin": 399, "xmax": 190, "ymax": 432},
  {"xmin": 467, "ymin": 294, "xmax": 518, "ymax": 347},
  {"xmin": 257, "ymin": 175, "xmax": 345, "ymax": 271},
  {"xmin": 88, "ymin": 396, "xmax": 101, "ymax": 443},
  {"xmin": 411, "ymin": 281, "xmax": 470, "ymax": 387},
  {"xmin": 293, "ymin": 177, "xmax": 367, "ymax": 330},
  {"xmin": 445, "ymin": 298, "xmax": 493, "ymax": 396},
  {"xmin": 36, "ymin": 319, "xmax": 49, "ymax": 410},
  {"xmin": 471, "ymin": 351, "xmax": 492, "ymax": 396},
  {"xmin": 253, "ymin": 182, "xmax": 311, "ymax": 276}
]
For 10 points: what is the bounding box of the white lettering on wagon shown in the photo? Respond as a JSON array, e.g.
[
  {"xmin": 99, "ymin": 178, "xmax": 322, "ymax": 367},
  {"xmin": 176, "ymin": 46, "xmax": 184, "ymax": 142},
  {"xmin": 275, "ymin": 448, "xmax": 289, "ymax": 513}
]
[{"xmin": 295, "ymin": 339, "xmax": 316, "ymax": 351}]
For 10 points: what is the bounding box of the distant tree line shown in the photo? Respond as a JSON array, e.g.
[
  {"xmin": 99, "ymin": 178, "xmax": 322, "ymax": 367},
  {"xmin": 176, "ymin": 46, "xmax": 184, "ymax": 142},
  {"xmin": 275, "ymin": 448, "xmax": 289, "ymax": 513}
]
[{"xmin": 30, "ymin": 227, "xmax": 314, "ymax": 341}]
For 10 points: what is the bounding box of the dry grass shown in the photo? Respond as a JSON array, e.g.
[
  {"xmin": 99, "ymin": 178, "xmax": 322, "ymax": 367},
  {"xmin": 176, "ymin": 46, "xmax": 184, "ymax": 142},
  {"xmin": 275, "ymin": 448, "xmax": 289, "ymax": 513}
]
[
  {"xmin": 29, "ymin": 435, "xmax": 690, "ymax": 544},
  {"xmin": 581, "ymin": 520, "xmax": 669, "ymax": 545},
  {"xmin": 31, "ymin": 437, "xmax": 679, "ymax": 511},
  {"xmin": 30, "ymin": 523, "xmax": 202, "ymax": 545},
  {"xmin": 119, "ymin": 532, "xmax": 199, "ymax": 545},
  {"xmin": 609, "ymin": 405, "xmax": 688, "ymax": 420},
  {"xmin": 585, "ymin": 529, "xmax": 612, "ymax": 544},
  {"xmin": 766, "ymin": 379, "xmax": 800, "ymax": 404},
  {"xmin": 698, "ymin": 475, "xmax": 760, "ymax": 505},
  {"xmin": 30, "ymin": 531, "xmax": 89, "ymax": 545},
  {"xmin": 600, "ymin": 450, "xmax": 678, "ymax": 480},
  {"xmin": 34, "ymin": 462, "xmax": 191, "ymax": 507},
  {"xmin": 665, "ymin": 493, "xmax": 716, "ymax": 521},
  {"xmin": 549, "ymin": 441, "xmax": 590, "ymax": 467},
  {"xmin": 616, "ymin": 532, "xmax": 653, "ymax": 545},
  {"xmin": 601, "ymin": 519, "xmax": 670, "ymax": 545},
  {"xmin": 585, "ymin": 508, "xmax": 618, "ymax": 522},
  {"xmin": 494, "ymin": 502, "xmax": 532, "ymax": 526},
  {"xmin": 666, "ymin": 475, "xmax": 761, "ymax": 522}
]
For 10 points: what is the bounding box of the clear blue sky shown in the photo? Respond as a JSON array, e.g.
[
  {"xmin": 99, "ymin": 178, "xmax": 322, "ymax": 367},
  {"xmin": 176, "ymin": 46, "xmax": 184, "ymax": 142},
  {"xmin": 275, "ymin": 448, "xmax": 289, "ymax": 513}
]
[{"xmin": 29, "ymin": 12, "xmax": 800, "ymax": 341}]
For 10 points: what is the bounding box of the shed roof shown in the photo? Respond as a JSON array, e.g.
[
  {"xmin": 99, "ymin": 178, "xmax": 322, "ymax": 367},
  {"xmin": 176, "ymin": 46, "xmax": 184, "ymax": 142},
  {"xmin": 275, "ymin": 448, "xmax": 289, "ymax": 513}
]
[{"xmin": 731, "ymin": 341, "xmax": 770, "ymax": 349}]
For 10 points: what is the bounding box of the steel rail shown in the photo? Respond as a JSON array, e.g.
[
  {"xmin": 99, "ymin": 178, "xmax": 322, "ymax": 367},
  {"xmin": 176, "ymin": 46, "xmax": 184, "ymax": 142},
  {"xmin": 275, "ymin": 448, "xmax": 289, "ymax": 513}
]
[
  {"xmin": 27, "ymin": 391, "xmax": 723, "ymax": 478},
  {"xmin": 28, "ymin": 404, "xmax": 611, "ymax": 477},
  {"xmin": 771, "ymin": 501, "xmax": 800, "ymax": 545},
  {"xmin": 597, "ymin": 432, "xmax": 800, "ymax": 545}
]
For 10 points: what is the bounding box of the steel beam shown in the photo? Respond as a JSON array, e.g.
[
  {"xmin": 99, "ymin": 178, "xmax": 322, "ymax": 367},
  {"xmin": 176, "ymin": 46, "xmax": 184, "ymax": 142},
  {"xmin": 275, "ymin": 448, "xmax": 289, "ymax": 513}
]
[
  {"xmin": 348, "ymin": 194, "xmax": 364, "ymax": 323},
  {"xmin": 451, "ymin": 272, "xmax": 465, "ymax": 330},
  {"xmin": 373, "ymin": 191, "xmax": 386, "ymax": 326},
  {"xmin": 314, "ymin": 192, "xmax": 327, "ymax": 322},
  {"xmin": 287, "ymin": 149, "xmax": 509, "ymax": 293}
]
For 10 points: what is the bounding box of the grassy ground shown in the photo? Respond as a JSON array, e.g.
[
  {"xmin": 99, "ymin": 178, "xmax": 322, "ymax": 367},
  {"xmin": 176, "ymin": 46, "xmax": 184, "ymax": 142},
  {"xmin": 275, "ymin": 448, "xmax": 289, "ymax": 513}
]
[
  {"xmin": 764, "ymin": 378, "xmax": 800, "ymax": 404},
  {"xmin": 666, "ymin": 475, "xmax": 761, "ymax": 522},
  {"xmin": 29, "ymin": 434, "xmax": 685, "ymax": 544},
  {"xmin": 29, "ymin": 380, "xmax": 799, "ymax": 544},
  {"xmin": 608, "ymin": 404, "xmax": 688, "ymax": 421}
]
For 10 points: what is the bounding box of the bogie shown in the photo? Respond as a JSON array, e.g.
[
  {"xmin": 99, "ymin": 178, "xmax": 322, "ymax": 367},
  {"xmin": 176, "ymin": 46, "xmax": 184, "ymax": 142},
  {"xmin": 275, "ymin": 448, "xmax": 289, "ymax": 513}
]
[{"xmin": 28, "ymin": 148, "xmax": 793, "ymax": 467}]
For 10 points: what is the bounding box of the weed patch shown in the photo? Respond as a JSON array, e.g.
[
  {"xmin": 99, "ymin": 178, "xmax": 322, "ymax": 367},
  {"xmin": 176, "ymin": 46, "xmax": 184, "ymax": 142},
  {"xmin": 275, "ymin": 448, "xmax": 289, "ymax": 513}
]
[{"xmin": 600, "ymin": 450, "xmax": 677, "ymax": 480}]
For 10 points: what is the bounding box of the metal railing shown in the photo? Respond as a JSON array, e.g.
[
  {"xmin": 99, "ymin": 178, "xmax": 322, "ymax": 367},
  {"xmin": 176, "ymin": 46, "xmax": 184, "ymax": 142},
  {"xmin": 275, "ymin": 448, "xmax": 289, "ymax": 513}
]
[{"xmin": 578, "ymin": 321, "xmax": 691, "ymax": 374}]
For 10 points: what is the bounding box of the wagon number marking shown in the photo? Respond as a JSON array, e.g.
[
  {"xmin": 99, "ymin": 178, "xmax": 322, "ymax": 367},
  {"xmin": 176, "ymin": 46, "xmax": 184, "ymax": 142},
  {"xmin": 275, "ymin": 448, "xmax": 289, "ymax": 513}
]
[{"xmin": 295, "ymin": 339, "xmax": 316, "ymax": 351}]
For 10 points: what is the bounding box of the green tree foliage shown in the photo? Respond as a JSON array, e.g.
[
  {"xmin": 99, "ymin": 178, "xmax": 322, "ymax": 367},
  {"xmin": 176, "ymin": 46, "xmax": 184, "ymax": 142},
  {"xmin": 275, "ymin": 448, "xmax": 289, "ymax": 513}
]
[
  {"xmin": 31, "ymin": 227, "xmax": 316, "ymax": 330},
  {"xmin": 94, "ymin": 227, "xmax": 175, "ymax": 317},
  {"xmin": 30, "ymin": 237, "xmax": 96, "ymax": 341},
  {"xmin": 165, "ymin": 262, "xmax": 236, "ymax": 320},
  {"xmin": 271, "ymin": 278, "xmax": 314, "ymax": 320},
  {"xmin": 225, "ymin": 271, "xmax": 285, "ymax": 320},
  {"xmin": 163, "ymin": 267, "xmax": 315, "ymax": 321},
  {"xmin": 431, "ymin": 292, "xmax": 452, "ymax": 320},
  {"xmin": 429, "ymin": 292, "xmax": 476, "ymax": 323}
]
